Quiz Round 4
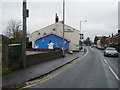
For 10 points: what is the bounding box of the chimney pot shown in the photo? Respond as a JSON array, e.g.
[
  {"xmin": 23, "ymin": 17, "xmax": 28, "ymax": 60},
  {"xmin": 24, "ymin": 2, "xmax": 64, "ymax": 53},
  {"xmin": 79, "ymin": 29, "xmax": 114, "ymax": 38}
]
[
  {"xmin": 55, "ymin": 13, "xmax": 59, "ymax": 23},
  {"xmin": 118, "ymin": 30, "xmax": 120, "ymax": 33}
]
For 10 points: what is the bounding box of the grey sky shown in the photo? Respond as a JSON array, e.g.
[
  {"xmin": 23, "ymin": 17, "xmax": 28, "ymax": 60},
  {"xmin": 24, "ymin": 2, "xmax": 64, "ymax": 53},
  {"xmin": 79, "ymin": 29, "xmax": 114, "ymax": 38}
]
[{"xmin": 1, "ymin": 0, "xmax": 119, "ymax": 41}]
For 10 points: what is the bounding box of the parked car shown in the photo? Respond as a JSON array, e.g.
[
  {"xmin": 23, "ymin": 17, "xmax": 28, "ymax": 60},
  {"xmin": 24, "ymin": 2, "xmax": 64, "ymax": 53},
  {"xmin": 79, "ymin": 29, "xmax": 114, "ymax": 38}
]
[
  {"xmin": 91, "ymin": 44, "xmax": 94, "ymax": 48},
  {"xmin": 53, "ymin": 45, "xmax": 62, "ymax": 51},
  {"xmin": 97, "ymin": 46, "xmax": 106, "ymax": 50},
  {"xmin": 100, "ymin": 46, "xmax": 106, "ymax": 50},
  {"xmin": 67, "ymin": 50, "xmax": 73, "ymax": 54},
  {"xmin": 104, "ymin": 47, "xmax": 119, "ymax": 57}
]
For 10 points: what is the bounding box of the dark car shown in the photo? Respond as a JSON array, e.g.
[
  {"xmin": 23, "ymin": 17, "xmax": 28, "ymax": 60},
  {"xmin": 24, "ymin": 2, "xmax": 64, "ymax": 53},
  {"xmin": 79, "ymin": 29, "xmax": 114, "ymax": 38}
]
[
  {"xmin": 98, "ymin": 46, "xmax": 106, "ymax": 50},
  {"xmin": 53, "ymin": 45, "xmax": 62, "ymax": 51}
]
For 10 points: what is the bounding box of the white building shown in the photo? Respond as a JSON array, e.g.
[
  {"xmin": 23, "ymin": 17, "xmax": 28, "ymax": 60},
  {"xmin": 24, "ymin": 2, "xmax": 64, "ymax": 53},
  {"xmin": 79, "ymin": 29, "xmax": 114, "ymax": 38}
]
[{"xmin": 29, "ymin": 14, "xmax": 80, "ymax": 51}]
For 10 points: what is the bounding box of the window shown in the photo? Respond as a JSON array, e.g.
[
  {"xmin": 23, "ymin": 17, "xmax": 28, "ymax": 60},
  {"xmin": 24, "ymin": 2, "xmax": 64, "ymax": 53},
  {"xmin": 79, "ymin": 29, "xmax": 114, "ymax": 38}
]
[
  {"xmin": 76, "ymin": 45, "xmax": 79, "ymax": 47},
  {"xmin": 43, "ymin": 33, "xmax": 47, "ymax": 36},
  {"xmin": 67, "ymin": 29, "xmax": 71, "ymax": 31},
  {"xmin": 53, "ymin": 29, "xmax": 55, "ymax": 31},
  {"xmin": 64, "ymin": 28, "xmax": 74, "ymax": 32},
  {"xmin": 38, "ymin": 33, "xmax": 40, "ymax": 35}
]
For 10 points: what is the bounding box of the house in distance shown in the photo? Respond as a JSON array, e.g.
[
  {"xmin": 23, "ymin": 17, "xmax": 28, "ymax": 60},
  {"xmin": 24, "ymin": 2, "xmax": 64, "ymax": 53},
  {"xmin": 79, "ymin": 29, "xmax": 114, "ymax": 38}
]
[{"xmin": 29, "ymin": 14, "xmax": 80, "ymax": 51}]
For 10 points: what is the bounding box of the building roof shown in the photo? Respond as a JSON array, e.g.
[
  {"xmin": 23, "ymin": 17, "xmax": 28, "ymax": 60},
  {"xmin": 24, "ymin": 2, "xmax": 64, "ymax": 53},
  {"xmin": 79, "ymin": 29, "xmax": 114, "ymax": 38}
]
[
  {"xmin": 32, "ymin": 21, "xmax": 79, "ymax": 34},
  {"xmin": 35, "ymin": 34, "xmax": 70, "ymax": 42},
  {"xmin": 96, "ymin": 36, "xmax": 103, "ymax": 40}
]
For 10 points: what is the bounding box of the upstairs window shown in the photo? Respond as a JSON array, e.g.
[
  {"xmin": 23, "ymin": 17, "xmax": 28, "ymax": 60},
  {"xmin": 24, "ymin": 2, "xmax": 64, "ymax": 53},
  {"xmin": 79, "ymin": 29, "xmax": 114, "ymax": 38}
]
[
  {"xmin": 67, "ymin": 29, "xmax": 71, "ymax": 31},
  {"xmin": 64, "ymin": 28, "xmax": 74, "ymax": 32},
  {"xmin": 43, "ymin": 33, "xmax": 47, "ymax": 36},
  {"xmin": 38, "ymin": 33, "xmax": 40, "ymax": 35},
  {"xmin": 53, "ymin": 29, "xmax": 55, "ymax": 31}
]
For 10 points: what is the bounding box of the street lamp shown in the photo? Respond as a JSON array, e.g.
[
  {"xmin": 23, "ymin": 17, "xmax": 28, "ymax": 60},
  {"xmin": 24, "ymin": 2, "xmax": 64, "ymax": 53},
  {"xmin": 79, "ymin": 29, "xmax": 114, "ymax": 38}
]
[
  {"xmin": 62, "ymin": 0, "xmax": 65, "ymax": 57},
  {"xmin": 79, "ymin": 20, "xmax": 87, "ymax": 50},
  {"xmin": 82, "ymin": 30, "xmax": 87, "ymax": 40}
]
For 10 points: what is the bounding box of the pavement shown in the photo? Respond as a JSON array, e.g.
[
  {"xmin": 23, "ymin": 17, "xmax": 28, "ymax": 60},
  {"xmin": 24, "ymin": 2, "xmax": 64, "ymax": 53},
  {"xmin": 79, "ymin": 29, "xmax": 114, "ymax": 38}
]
[{"xmin": 2, "ymin": 50, "xmax": 86, "ymax": 88}]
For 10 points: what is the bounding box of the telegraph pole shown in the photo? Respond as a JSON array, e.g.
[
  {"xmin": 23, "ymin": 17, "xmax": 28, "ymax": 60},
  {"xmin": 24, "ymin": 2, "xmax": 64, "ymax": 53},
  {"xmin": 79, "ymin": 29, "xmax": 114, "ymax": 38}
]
[
  {"xmin": 22, "ymin": 0, "xmax": 29, "ymax": 68},
  {"xmin": 79, "ymin": 20, "xmax": 87, "ymax": 50},
  {"xmin": 80, "ymin": 21, "xmax": 82, "ymax": 49},
  {"xmin": 62, "ymin": 0, "xmax": 65, "ymax": 57}
]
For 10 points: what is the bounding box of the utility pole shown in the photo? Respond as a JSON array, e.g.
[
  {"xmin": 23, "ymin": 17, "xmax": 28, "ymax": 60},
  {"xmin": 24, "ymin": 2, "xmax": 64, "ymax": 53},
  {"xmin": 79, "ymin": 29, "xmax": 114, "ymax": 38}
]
[
  {"xmin": 79, "ymin": 20, "xmax": 87, "ymax": 50},
  {"xmin": 62, "ymin": 0, "xmax": 65, "ymax": 57},
  {"xmin": 80, "ymin": 21, "xmax": 82, "ymax": 50},
  {"xmin": 22, "ymin": 0, "xmax": 29, "ymax": 68}
]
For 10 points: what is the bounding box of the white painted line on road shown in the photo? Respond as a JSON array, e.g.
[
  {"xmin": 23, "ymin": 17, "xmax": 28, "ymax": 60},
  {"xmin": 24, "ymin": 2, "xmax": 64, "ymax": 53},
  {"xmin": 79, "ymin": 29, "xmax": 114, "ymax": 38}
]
[
  {"xmin": 103, "ymin": 59, "xmax": 108, "ymax": 64},
  {"xmin": 100, "ymin": 55, "xmax": 108, "ymax": 64},
  {"xmin": 100, "ymin": 59, "xmax": 105, "ymax": 64},
  {"xmin": 101, "ymin": 56, "xmax": 104, "ymax": 58},
  {"xmin": 108, "ymin": 66, "xmax": 120, "ymax": 80},
  {"xmin": 100, "ymin": 55, "xmax": 119, "ymax": 80}
]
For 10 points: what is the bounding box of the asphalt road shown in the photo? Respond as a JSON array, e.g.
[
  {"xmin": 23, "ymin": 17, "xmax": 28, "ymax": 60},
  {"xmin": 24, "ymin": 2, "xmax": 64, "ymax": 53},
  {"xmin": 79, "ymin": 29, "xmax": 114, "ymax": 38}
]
[{"xmin": 26, "ymin": 46, "xmax": 119, "ymax": 88}]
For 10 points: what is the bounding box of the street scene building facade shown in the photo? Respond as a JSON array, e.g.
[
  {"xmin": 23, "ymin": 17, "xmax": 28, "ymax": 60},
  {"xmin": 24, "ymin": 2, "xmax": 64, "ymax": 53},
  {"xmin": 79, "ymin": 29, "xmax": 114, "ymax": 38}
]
[
  {"xmin": 94, "ymin": 30, "xmax": 120, "ymax": 52},
  {"xmin": 29, "ymin": 14, "xmax": 80, "ymax": 51}
]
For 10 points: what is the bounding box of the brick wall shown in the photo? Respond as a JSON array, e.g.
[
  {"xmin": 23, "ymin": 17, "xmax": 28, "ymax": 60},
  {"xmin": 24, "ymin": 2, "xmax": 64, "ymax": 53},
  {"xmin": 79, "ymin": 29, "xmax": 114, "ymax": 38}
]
[{"xmin": 26, "ymin": 51, "xmax": 63, "ymax": 66}]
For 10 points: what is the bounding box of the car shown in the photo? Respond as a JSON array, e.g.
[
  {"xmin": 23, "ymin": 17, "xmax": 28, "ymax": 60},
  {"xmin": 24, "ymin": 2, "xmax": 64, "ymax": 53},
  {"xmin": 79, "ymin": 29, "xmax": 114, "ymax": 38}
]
[
  {"xmin": 98, "ymin": 46, "xmax": 106, "ymax": 50},
  {"xmin": 53, "ymin": 45, "xmax": 62, "ymax": 51},
  {"xmin": 91, "ymin": 44, "xmax": 94, "ymax": 48},
  {"xmin": 67, "ymin": 50, "xmax": 73, "ymax": 54},
  {"xmin": 104, "ymin": 47, "xmax": 119, "ymax": 57}
]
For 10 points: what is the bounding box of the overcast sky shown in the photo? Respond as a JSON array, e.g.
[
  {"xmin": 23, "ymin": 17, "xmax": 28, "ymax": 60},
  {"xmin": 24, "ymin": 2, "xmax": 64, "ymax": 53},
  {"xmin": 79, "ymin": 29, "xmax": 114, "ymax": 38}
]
[{"xmin": 0, "ymin": 0, "xmax": 119, "ymax": 41}]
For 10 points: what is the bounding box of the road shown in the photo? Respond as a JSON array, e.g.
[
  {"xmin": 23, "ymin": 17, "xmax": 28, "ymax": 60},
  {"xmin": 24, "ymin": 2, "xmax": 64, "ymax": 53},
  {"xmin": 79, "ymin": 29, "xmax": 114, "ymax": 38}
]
[{"xmin": 24, "ymin": 46, "xmax": 119, "ymax": 88}]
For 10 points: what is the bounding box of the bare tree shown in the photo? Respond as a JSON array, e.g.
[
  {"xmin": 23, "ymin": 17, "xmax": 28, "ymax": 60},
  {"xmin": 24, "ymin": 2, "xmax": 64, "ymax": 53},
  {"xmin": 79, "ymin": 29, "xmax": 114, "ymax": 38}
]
[{"xmin": 6, "ymin": 19, "xmax": 22, "ymax": 43}]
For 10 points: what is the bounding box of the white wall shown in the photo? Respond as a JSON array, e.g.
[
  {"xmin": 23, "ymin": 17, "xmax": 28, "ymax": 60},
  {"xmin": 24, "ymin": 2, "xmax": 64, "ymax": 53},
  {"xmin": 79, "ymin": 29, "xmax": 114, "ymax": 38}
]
[{"xmin": 30, "ymin": 22, "xmax": 80, "ymax": 51}]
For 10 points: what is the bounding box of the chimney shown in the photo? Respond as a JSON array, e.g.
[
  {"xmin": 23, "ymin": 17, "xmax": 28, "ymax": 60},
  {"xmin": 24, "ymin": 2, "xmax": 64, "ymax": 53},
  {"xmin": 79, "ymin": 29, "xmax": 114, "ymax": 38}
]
[
  {"xmin": 112, "ymin": 33, "xmax": 113, "ymax": 37},
  {"xmin": 55, "ymin": 13, "xmax": 59, "ymax": 23},
  {"xmin": 118, "ymin": 30, "xmax": 120, "ymax": 33}
]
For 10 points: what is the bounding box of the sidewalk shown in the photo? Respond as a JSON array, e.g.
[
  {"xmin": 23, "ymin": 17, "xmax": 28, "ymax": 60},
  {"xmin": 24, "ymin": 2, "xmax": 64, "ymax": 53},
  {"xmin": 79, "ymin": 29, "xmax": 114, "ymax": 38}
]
[{"xmin": 2, "ymin": 51, "xmax": 86, "ymax": 87}]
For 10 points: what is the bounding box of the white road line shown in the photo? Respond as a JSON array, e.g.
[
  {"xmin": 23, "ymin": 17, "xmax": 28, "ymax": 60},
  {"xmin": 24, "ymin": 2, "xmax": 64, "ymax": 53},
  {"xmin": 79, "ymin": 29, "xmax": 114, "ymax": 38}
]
[
  {"xmin": 103, "ymin": 58, "xmax": 108, "ymax": 64},
  {"xmin": 101, "ymin": 56, "xmax": 104, "ymax": 59},
  {"xmin": 103, "ymin": 56, "xmax": 118, "ymax": 70},
  {"xmin": 108, "ymin": 66, "xmax": 120, "ymax": 80},
  {"xmin": 101, "ymin": 55, "xmax": 108, "ymax": 64},
  {"xmin": 100, "ymin": 55, "xmax": 119, "ymax": 80}
]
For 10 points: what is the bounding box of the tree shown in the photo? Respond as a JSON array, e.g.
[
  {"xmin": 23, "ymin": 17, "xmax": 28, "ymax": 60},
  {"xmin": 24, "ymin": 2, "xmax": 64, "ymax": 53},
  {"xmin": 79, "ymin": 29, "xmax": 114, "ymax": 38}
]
[
  {"xmin": 6, "ymin": 19, "xmax": 22, "ymax": 43},
  {"xmin": 85, "ymin": 37, "xmax": 92, "ymax": 46},
  {"xmin": 94, "ymin": 36, "xmax": 99, "ymax": 45}
]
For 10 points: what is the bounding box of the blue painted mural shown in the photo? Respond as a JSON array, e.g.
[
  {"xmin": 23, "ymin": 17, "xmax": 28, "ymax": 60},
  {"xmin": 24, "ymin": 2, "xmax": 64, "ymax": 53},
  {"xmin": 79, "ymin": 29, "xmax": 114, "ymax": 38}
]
[{"xmin": 34, "ymin": 34, "xmax": 69, "ymax": 50}]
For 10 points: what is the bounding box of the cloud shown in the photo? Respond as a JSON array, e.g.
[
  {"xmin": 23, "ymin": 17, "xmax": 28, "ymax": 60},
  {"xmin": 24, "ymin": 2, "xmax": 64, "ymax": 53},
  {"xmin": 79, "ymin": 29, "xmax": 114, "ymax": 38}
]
[
  {"xmin": 65, "ymin": 2, "xmax": 118, "ymax": 40},
  {"xmin": 27, "ymin": 2, "xmax": 63, "ymax": 33},
  {"xmin": 0, "ymin": 1, "xmax": 118, "ymax": 41},
  {"xmin": 1, "ymin": 2, "xmax": 22, "ymax": 34}
]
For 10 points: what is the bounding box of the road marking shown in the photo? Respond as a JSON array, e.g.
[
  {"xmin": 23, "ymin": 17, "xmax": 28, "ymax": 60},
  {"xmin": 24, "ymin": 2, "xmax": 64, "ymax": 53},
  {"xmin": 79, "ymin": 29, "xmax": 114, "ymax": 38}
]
[
  {"xmin": 21, "ymin": 65, "xmax": 69, "ymax": 89},
  {"xmin": 19, "ymin": 48, "xmax": 88, "ymax": 89},
  {"xmin": 108, "ymin": 66, "xmax": 120, "ymax": 80},
  {"xmin": 100, "ymin": 55, "xmax": 107, "ymax": 64},
  {"xmin": 103, "ymin": 58, "xmax": 108, "ymax": 64},
  {"xmin": 100, "ymin": 55, "xmax": 119, "ymax": 81},
  {"xmin": 101, "ymin": 56, "xmax": 104, "ymax": 59},
  {"xmin": 96, "ymin": 49, "xmax": 119, "ymax": 81}
]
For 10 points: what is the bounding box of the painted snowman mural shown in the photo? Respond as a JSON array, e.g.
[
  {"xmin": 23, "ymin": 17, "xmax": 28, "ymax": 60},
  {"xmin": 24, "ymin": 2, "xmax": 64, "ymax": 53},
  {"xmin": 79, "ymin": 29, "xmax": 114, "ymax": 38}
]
[{"xmin": 48, "ymin": 41, "xmax": 54, "ymax": 49}]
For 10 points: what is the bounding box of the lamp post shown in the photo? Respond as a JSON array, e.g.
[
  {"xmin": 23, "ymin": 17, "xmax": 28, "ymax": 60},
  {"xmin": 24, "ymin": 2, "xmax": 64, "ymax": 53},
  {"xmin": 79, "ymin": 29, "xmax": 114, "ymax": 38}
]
[
  {"xmin": 79, "ymin": 20, "xmax": 87, "ymax": 50},
  {"xmin": 82, "ymin": 30, "xmax": 87, "ymax": 40},
  {"xmin": 62, "ymin": 0, "xmax": 65, "ymax": 57}
]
